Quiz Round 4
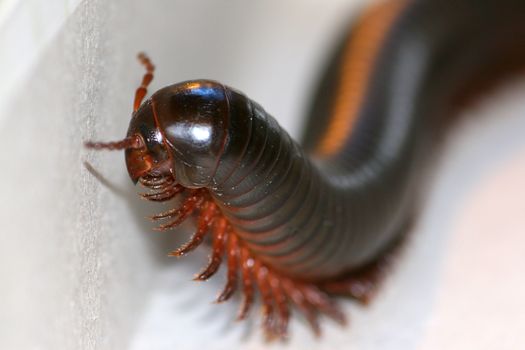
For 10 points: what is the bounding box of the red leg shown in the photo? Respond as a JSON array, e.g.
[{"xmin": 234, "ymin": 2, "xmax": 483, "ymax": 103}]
[
  {"xmin": 255, "ymin": 260, "xmax": 276, "ymax": 339},
  {"xmin": 268, "ymin": 271, "xmax": 290, "ymax": 338},
  {"xmin": 151, "ymin": 191, "xmax": 204, "ymax": 230},
  {"xmin": 237, "ymin": 246, "xmax": 255, "ymax": 320},
  {"xmin": 169, "ymin": 201, "xmax": 217, "ymax": 257},
  {"xmin": 319, "ymin": 237, "xmax": 404, "ymax": 304},
  {"xmin": 216, "ymin": 233, "xmax": 239, "ymax": 303},
  {"xmin": 194, "ymin": 217, "xmax": 228, "ymax": 281}
]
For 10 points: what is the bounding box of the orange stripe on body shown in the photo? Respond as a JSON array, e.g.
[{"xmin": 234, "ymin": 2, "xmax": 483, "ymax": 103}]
[{"xmin": 316, "ymin": 0, "xmax": 408, "ymax": 157}]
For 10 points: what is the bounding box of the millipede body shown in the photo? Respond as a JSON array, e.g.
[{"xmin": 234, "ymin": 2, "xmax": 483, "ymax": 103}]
[{"xmin": 85, "ymin": 0, "xmax": 525, "ymax": 339}]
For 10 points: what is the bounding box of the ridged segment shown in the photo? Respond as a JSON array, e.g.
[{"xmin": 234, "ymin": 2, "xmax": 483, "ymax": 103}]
[{"xmin": 209, "ymin": 0, "xmax": 525, "ymax": 281}]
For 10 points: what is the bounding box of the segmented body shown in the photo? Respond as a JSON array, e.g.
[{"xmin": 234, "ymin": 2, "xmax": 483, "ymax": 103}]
[{"xmin": 86, "ymin": 0, "xmax": 525, "ymax": 339}]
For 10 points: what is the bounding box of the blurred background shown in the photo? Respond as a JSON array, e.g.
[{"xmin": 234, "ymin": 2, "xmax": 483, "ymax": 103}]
[{"xmin": 0, "ymin": 0, "xmax": 524, "ymax": 349}]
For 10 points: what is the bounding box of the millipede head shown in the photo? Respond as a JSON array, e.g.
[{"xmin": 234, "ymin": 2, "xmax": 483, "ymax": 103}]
[{"xmin": 86, "ymin": 47, "xmax": 236, "ymax": 190}]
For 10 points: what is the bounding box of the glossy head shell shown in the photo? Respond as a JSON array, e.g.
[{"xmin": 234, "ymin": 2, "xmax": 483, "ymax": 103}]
[{"xmin": 126, "ymin": 80, "xmax": 229, "ymax": 187}]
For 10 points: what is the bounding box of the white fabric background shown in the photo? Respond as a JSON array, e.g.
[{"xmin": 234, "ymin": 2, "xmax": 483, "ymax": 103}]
[{"xmin": 0, "ymin": 0, "xmax": 523, "ymax": 349}]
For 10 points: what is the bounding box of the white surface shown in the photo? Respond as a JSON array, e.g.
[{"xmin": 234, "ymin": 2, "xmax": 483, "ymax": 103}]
[
  {"xmin": 418, "ymin": 86, "xmax": 525, "ymax": 350},
  {"xmin": 0, "ymin": 0, "xmax": 82, "ymax": 114},
  {"xmin": 0, "ymin": 0, "xmax": 524, "ymax": 349},
  {"xmin": 0, "ymin": 1, "xmax": 156, "ymax": 349}
]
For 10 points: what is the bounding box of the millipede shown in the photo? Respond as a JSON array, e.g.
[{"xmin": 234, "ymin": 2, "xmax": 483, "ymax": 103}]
[{"xmin": 85, "ymin": 0, "xmax": 525, "ymax": 340}]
